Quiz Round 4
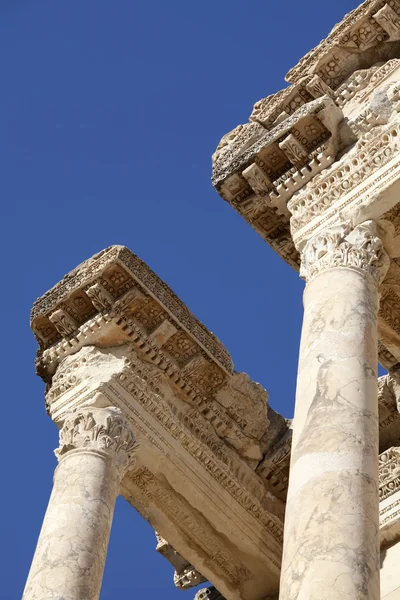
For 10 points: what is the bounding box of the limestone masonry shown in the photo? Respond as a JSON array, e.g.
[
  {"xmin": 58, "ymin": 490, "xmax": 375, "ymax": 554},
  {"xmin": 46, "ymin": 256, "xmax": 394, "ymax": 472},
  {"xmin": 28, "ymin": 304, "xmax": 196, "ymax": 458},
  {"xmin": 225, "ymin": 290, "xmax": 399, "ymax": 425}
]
[{"xmin": 23, "ymin": 2, "xmax": 400, "ymax": 599}]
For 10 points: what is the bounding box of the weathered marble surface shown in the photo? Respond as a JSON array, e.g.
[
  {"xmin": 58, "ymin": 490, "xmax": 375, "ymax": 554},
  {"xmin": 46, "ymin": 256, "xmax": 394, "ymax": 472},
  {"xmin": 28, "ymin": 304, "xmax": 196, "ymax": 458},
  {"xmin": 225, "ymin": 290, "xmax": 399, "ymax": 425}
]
[
  {"xmin": 29, "ymin": 244, "xmax": 289, "ymax": 600},
  {"xmin": 381, "ymin": 539, "xmax": 400, "ymax": 599},
  {"xmin": 23, "ymin": 407, "xmax": 135, "ymax": 600},
  {"xmin": 212, "ymin": 0, "xmax": 400, "ymax": 371},
  {"xmin": 280, "ymin": 223, "xmax": 389, "ymax": 600}
]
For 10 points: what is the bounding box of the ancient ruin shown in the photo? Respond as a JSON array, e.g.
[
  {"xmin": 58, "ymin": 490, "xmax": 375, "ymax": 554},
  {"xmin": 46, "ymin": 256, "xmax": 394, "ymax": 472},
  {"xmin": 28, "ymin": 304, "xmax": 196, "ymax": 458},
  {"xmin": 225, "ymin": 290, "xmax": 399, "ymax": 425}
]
[{"xmin": 22, "ymin": 1, "xmax": 400, "ymax": 599}]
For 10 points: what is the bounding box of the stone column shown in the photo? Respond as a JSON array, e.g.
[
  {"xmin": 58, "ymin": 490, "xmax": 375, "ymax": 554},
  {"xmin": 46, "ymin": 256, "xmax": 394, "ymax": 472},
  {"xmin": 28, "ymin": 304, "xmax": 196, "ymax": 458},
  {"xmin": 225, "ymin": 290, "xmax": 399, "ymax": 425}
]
[
  {"xmin": 280, "ymin": 221, "xmax": 390, "ymax": 600},
  {"xmin": 23, "ymin": 406, "xmax": 136, "ymax": 600}
]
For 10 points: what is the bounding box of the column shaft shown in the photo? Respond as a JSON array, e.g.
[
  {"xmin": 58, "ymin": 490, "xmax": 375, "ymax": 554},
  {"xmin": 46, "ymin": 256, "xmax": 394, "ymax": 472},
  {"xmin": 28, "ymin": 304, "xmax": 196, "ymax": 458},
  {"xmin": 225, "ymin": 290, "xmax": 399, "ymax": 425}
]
[
  {"xmin": 23, "ymin": 407, "xmax": 135, "ymax": 600},
  {"xmin": 280, "ymin": 222, "xmax": 389, "ymax": 600},
  {"xmin": 23, "ymin": 450, "xmax": 119, "ymax": 600}
]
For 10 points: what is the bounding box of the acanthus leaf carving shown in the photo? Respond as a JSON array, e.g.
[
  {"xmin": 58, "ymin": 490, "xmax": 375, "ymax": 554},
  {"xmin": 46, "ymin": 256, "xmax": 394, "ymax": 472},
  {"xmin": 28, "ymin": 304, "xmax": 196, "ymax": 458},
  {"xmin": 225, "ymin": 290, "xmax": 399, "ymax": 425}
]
[
  {"xmin": 56, "ymin": 406, "xmax": 137, "ymax": 475},
  {"xmin": 300, "ymin": 221, "xmax": 390, "ymax": 285}
]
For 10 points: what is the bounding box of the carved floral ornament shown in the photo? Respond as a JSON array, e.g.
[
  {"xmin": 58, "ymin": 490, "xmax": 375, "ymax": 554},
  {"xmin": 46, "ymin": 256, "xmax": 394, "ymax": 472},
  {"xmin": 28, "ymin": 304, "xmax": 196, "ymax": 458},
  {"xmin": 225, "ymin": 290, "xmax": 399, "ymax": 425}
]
[
  {"xmin": 379, "ymin": 446, "xmax": 400, "ymax": 500},
  {"xmin": 299, "ymin": 221, "xmax": 390, "ymax": 284},
  {"xmin": 56, "ymin": 406, "xmax": 137, "ymax": 475}
]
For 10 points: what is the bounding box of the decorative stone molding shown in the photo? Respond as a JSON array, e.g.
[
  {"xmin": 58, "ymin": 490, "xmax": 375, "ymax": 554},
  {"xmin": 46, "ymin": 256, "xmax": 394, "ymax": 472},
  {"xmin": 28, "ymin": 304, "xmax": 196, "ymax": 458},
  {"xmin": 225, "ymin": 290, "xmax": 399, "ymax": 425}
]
[
  {"xmin": 213, "ymin": 95, "xmax": 343, "ymax": 203},
  {"xmin": 125, "ymin": 466, "xmax": 259, "ymax": 587},
  {"xmin": 49, "ymin": 309, "xmax": 78, "ymax": 337},
  {"xmin": 289, "ymin": 118, "xmax": 400, "ymax": 243},
  {"xmin": 48, "ymin": 345, "xmax": 284, "ymax": 534},
  {"xmin": 290, "ymin": 121, "xmax": 400, "ymax": 232},
  {"xmin": 195, "ymin": 587, "xmax": 226, "ymax": 600},
  {"xmin": 56, "ymin": 406, "xmax": 137, "ymax": 475},
  {"xmin": 374, "ymin": 4, "xmax": 400, "ymax": 39},
  {"xmin": 299, "ymin": 221, "xmax": 390, "ymax": 285},
  {"xmin": 173, "ymin": 566, "xmax": 207, "ymax": 590},
  {"xmin": 155, "ymin": 532, "xmax": 207, "ymax": 590},
  {"xmin": 256, "ymin": 430, "xmax": 292, "ymax": 501},
  {"xmin": 380, "ymin": 446, "xmax": 400, "ymax": 501},
  {"xmin": 286, "ymin": 0, "xmax": 400, "ymax": 86},
  {"xmin": 31, "ymin": 245, "xmax": 233, "ymax": 376},
  {"xmin": 211, "ymin": 3, "xmax": 400, "ymax": 369},
  {"xmin": 31, "ymin": 239, "xmax": 400, "ymax": 599},
  {"xmin": 31, "ymin": 245, "xmax": 288, "ymax": 600},
  {"xmin": 379, "ymin": 371, "xmax": 400, "ymax": 451},
  {"xmin": 379, "ymin": 443, "xmax": 400, "ymax": 546},
  {"xmin": 86, "ymin": 282, "xmax": 115, "ymax": 310}
]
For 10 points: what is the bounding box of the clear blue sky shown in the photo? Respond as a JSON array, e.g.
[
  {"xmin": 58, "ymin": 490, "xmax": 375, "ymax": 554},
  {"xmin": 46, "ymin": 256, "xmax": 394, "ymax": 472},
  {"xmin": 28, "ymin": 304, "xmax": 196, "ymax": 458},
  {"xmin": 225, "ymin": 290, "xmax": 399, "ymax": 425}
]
[{"xmin": 1, "ymin": 1, "xmax": 363, "ymax": 598}]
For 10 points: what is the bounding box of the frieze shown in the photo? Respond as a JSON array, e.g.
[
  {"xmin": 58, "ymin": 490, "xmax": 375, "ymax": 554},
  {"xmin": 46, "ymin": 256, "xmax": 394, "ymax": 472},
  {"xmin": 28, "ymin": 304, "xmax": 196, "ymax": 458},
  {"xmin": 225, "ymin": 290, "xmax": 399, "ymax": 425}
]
[
  {"xmin": 113, "ymin": 354, "xmax": 284, "ymax": 530},
  {"xmin": 289, "ymin": 119, "xmax": 400, "ymax": 236},
  {"xmin": 84, "ymin": 381, "xmax": 285, "ymax": 590},
  {"xmin": 351, "ymin": 58, "xmax": 400, "ymax": 104},
  {"xmin": 126, "ymin": 466, "xmax": 256, "ymax": 584},
  {"xmin": 42, "ymin": 312, "xmax": 250, "ymax": 461},
  {"xmin": 380, "ymin": 446, "xmax": 400, "ymax": 500},
  {"xmin": 45, "ymin": 344, "xmax": 286, "ymax": 547}
]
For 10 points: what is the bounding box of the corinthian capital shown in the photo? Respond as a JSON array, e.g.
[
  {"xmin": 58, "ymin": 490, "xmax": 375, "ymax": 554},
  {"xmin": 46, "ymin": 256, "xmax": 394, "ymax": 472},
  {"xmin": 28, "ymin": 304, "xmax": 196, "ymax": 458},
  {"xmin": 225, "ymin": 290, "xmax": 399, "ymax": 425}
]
[
  {"xmin": 56, "ymin": 407, "xmax": 137, "ymax": 475},
  {"xmin": 300, "ymin": 221, "xmax": 390, "ymax": 285}
]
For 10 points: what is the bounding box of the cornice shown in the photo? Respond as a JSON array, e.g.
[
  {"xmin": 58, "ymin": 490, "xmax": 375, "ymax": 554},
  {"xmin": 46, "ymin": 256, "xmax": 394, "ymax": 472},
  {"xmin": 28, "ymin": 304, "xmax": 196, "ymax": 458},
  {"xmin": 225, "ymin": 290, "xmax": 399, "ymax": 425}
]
[
  {"xmin": 31, "ymin": 245, "xmax": 233, "ymax": 375},
  {"xmin": 286, "ymin": 0, "xmax": 400, "ymax": 86}
]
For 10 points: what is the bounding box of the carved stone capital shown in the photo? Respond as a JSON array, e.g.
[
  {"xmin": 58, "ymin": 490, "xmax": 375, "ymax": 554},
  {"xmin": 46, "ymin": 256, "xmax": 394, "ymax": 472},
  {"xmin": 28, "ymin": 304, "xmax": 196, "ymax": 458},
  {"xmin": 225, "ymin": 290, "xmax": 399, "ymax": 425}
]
[
  {"xmin": 56, "ymin": 407, "xmax": 137, "ymax": 476},
  {"xmin": 300, "ymin": 221, "xmax": 390, "ymax": 285}
]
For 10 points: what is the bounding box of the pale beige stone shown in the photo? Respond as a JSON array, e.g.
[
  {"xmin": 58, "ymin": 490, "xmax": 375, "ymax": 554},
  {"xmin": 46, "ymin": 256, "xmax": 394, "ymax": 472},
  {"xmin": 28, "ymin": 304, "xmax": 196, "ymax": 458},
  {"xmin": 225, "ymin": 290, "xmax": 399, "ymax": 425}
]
[
  {"xmin": 23, "ymin": 407, "xmax": 136, "ymax": 600},
  {"xmin": 280, "ymin": 222, "xmax": 389, "ymax": 600},
  {"xmin": 212, "ymin": 1, "xmax": 400, "ymax": 367},
  {"xmin": 24, "ymin": 2, "xmax": 400, "ymax": 597},
  {"xmin": 211, "ymin": 7, "xmax": 400, "ymax": 596},
  {"xmin": 27, "ymin": 246, "xmax": 289, "ymax": 600},
  {"xmin": 381, "ymin": 540, "xmax": 400, "ymax": 599}
]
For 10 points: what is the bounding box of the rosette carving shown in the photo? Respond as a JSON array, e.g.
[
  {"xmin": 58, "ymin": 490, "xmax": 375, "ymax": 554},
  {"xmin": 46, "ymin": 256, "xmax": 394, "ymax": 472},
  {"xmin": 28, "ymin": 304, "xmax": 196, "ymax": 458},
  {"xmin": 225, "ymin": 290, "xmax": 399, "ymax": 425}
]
[
  {"xmin": 300, "ymin": 221, "xmax": 390, "ymax": 284},
  {"xmin": 56, "ymin": 407, "xmax": 137, "ymax": 475}
]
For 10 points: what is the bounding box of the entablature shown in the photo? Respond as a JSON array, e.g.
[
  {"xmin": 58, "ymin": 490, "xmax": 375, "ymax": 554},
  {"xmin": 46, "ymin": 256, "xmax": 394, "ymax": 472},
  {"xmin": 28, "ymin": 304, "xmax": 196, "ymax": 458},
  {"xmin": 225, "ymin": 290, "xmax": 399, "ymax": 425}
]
[
  {"xmin": 31, "ymin": 245, "xmax": 291, "ymax": 600},
  {"xmin": 212, "ymin": 2, "xmax": 400, "ymax": 370},
  {"xmin": 30, "ymin": 244, "xmax": 400, "ymax": 599},
  {"xmin": 286, "ymin": 0, "xmax": 400, "ymax": 87}
]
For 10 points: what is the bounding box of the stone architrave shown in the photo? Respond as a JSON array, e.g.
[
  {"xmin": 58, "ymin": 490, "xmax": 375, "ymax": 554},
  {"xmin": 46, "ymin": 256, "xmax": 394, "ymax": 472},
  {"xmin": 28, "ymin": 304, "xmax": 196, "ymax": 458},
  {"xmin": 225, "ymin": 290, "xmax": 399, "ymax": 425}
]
[
  {"xmin": 279, "ymin": 221, "xmax": 390, "ymax": 600},
  {"xmin": 22, "ymin": 407, "xmax": 136, "ymax": 600}
]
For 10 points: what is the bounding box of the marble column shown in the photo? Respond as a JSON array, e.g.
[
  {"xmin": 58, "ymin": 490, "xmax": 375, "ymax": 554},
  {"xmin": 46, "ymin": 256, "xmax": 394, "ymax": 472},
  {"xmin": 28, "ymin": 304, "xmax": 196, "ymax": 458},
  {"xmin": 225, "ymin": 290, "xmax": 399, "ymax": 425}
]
[
  {"xmin": 23, "ymin": 406, "xmax": 136, "ymax": 600},
  {"xmin": 280, "ymin": 221, "xmax": 390, "ymax": 600}
]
